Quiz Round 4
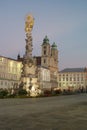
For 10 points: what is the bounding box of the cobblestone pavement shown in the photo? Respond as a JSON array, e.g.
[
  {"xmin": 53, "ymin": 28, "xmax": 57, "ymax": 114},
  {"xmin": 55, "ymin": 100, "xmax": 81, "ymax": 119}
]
[{"xmin": 0, "ymin": 94, "xmax": 87, "ymax": 130}]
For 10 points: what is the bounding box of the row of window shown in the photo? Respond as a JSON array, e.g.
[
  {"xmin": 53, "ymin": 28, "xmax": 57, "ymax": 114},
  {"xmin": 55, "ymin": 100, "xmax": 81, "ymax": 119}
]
[
  {"xmin": 59, "ymin": 77, "xmax": 84, "ymax": 81},
  {"xmin": 60, "ymin": 82, "xmax": 84, "ymax": 85},
  {"xmin": 59, "ymin": 73, "xmax": 84, "ymax": 77},
  {"xmin": 0, "ymin": 80, "xmax": 17, "ymax": 88},
  {"xmin": 0, "ymin": 65, "xmax": 21, "ymax": 74},
  {"xmin": 59, "ymin": 82, "xmax": 84, "ymax": 87},
  {"xmin": 0, "ymin": 57, "xmax": 21, "ymax": 65},
  {"xmin": 0, "ymin": 73, "xmax": 20, "ymax": 80}
]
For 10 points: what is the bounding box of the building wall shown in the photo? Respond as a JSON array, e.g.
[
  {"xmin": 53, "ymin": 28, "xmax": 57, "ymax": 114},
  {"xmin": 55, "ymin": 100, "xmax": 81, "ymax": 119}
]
[
  {"xmin": 0, "ymin": 56, "xmax": 22, "ymax": 89},
  {"xmin": 37, "ymin": 67, "xmax": 51, "ymax": 90},
  {"xmin": 41, "ymin": 36, "xmax": 58, "ymax": 89},
  {"xmin": 58, "ymin": 71, "xmax": 87, "ymax": 91}
]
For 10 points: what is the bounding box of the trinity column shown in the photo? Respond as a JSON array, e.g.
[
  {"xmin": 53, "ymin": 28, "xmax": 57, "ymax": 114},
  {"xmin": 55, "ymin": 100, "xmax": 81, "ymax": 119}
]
[
  {"xmin": 20, "ymin": 14, "xmax": 40, "ymax": 96},
  {"xmin": 24, "ymin": 14, "xmax": 33, "ymax": 60}
]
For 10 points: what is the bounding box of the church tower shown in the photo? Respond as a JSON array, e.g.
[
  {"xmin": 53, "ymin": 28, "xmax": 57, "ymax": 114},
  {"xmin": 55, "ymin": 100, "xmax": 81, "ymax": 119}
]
[
  {"xmin": 51, "ymin": 42, "xmax": 58, "ymax": 71},
  {"xmin": 49, "ymin": 42, "xmax": 58, "ymax": 88},
  {"xmin": 41, "ymin": 36, "xmax": 51, "ymax": 68}
]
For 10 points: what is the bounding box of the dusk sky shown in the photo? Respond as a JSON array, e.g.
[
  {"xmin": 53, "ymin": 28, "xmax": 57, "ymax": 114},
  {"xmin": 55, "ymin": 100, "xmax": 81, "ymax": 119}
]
[{"xmin": 0, "ymin": 0, "xmax": 87, "ymax": 70}]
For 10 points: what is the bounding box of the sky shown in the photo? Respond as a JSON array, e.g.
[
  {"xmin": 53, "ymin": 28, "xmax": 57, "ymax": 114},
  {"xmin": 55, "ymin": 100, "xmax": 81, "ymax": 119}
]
[{"xmin": 0, "ymin": 0, "xmax": 87, "ymax": 70}]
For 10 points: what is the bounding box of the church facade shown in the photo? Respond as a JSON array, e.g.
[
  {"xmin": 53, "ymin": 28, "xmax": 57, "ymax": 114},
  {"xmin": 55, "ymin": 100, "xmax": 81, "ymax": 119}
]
[{"xmin": 40, "ymin": 36, "xmax": 58, "ymax": 90}]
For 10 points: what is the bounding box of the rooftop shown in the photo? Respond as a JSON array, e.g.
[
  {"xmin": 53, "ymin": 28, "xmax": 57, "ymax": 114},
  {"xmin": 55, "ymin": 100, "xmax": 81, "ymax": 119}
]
[
  {"xmin": 60, "ymin": 68, "xmax": 86, "ymax": 73},
  {"xmin": 0, "ymin": 55, "xmax": 21, "ymax": 62}
]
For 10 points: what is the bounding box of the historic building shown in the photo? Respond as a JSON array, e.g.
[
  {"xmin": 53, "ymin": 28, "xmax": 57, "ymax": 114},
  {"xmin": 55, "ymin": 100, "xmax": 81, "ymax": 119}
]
[
  {"xmin": 41, "ymin": 36, "xmax": 58, "ymax": 89},
  {"xmin": 58, "ymin": 68, "xmax": 87, "ymax": 91},
  {"xmin": 0, "ymin": 56, "xmax": 22, "ymax": 89},
  {"xmin": 34, "ymin": 36, "xmax": 58, "ymax": 90}
]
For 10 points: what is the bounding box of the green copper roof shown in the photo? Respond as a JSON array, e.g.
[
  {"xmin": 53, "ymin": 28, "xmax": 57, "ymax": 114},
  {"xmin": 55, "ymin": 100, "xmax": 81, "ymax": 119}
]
[
  {"xmin": 51, "ymin": 42, "xmax": 57, "ymax": 49},
  {"xmin": 42, "ymin": 35, "xmax": 50, "ymax": 45}
]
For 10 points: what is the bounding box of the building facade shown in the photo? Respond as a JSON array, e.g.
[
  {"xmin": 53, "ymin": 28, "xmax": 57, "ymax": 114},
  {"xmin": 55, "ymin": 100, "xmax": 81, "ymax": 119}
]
[
  {"xmin": 58, "ymin": 68, "xmax": 87, "ymax": 91},
  {"xmin": 0, "ymin": 56, "xmax": 22, "ymax": 89},
  {"xmin": 41, "ymin": 36, "xmax": 58, "ymax": 89}
]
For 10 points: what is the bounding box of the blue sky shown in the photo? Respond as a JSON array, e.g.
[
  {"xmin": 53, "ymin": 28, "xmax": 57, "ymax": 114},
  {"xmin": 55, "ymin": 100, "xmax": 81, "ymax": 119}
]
[{"xmin": 0, "ymin": 0, "xmax": 87, "ymax": 70}]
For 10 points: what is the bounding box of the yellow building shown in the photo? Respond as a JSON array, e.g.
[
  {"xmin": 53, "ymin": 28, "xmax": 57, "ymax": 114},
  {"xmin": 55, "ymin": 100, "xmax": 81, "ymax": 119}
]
[{"xmin": 0, "ymin": 56, "xmax": 22, "ymax": 89}]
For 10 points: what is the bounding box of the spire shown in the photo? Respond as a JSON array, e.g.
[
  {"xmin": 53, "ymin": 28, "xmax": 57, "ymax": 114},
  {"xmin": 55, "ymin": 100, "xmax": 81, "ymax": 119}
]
[{"xmin": 17, "ymin": 53, "xmax": 20, "ymax": 60}]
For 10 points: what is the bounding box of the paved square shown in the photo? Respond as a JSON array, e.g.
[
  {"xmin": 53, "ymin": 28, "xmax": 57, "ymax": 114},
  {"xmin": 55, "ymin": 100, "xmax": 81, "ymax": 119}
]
[{"xmin": 0, "ymin": 94, "xmax": 87, "ymax": 130}]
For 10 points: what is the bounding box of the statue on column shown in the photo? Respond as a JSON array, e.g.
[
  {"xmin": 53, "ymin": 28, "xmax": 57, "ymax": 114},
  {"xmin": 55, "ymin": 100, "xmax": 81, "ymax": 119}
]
[
  {"xmin": 22, "ymin": 14, "xmax": 35, "ymax": 77},
  {"xmin": 20, "ymin": 14, "xmax": 42, "ymax": 97},
  {"xmin": 24, "ymin": 14, "xmax": 34, "ymax": 59}
]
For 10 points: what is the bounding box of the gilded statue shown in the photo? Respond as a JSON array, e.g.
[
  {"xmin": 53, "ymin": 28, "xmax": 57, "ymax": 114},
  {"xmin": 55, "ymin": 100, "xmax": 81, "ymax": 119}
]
[{"xmin": 25, "ymin": 14, "xmax": 34, "ymax": 33}]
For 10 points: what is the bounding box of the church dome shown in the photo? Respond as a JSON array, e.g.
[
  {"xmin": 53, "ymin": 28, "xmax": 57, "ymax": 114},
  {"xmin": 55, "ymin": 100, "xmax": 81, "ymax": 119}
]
[
  {"xmin": 42, "ymin": 35, "xmax": 50, "ymax": 45},
  {"xmin": 51, "ymin": 42, "xmax": 57, "ymax": 49}
]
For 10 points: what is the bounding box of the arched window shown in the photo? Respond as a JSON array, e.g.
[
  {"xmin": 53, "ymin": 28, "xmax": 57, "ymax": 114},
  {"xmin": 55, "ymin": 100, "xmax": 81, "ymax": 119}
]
[{"xmin": 44, "ymin": 50, "xmax": 46, "ymax": 55}]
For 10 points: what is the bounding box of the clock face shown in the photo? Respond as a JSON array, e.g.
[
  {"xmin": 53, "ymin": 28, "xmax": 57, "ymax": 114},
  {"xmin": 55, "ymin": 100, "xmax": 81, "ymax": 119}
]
[{"xmin": 25, "ymin": 14, "xmax": 34, "ymax": 33}]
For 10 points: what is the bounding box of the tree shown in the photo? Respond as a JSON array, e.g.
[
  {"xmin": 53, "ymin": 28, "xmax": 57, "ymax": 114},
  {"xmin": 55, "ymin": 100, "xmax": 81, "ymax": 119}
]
[
  {"xmin": 0, "ymin": 89, "xmax": 8, "ymax": 98},
  {"xmin": 18, "ymin": 89, "xmax": 27, "ymax": 96}
]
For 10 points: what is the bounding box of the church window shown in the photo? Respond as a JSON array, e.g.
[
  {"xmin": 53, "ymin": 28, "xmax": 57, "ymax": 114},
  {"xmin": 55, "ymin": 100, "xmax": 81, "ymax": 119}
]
[
  {"xmin": 44, "ymin": 46, "xmax": 46, "ymax": 49},
  {"xmin": 44, "ymin": 59, "xmax": 46, "ymax": 63},
  {"xmin": 44, "ymin": 50, "xmax": 46, "ymax": 55}
]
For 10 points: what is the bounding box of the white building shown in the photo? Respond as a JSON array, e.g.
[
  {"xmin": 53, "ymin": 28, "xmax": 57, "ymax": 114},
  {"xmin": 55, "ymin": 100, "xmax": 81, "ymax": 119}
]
[
  {"xmin": 58, "ymin": 68, "xmax": 87, "ymax": 91},
  {"xmin": 37, "ymin": 66, "xmax": 51, "ymax": 90},
  {"xmin": 0, "ymin": 56, "xmax": 22, "ymax": 89}
]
